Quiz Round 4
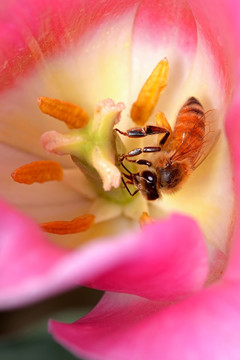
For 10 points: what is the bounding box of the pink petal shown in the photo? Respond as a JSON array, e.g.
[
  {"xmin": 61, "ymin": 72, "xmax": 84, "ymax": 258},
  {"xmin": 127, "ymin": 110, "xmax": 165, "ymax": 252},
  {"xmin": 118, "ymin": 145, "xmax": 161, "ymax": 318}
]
[
  {"xmin": 86, "ymin": 215, "xmax": 208, "ymax": 301},
  {"xmin": 0, "ymin": 0, "xmax": 237, "ymax": 314},
  {"xmin": 224, "ymin": 93, "xmax": 240, "ymax": 279},
  {"xmin": 50, "ymin": 282, "xmax": 240, "ymax": 360},
  {"xmin": 0, "ymin": 199, "xmax": 208, "ymax": 308},
  {"xmin": 220, "ymin": 1, "xmax": 240, "ymax": 279},
  {"xmin": 187, "ymin": 0, "xmax": 236, "ymax": 97},
  {"xmin": 0, "ymin": 0, "xmax": 140, "ymax": 90},
  {"xmin": 131, "ymin": 0, "xmax": 197, "ymax": 50},
  {"xmin": 129, "ymin": 0, "xmax": 197, "ymax": 108},
  {"xmin": 0, "ymin": 199, "xmax": 68, "ymax": 308}
]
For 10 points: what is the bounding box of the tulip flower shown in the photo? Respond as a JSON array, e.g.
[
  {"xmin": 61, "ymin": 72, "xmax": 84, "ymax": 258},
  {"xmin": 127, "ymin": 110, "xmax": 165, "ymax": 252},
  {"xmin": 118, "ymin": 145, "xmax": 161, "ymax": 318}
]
[{"xmin": 1, "ymin": 0, "xmax": 240, "ymax": 359}]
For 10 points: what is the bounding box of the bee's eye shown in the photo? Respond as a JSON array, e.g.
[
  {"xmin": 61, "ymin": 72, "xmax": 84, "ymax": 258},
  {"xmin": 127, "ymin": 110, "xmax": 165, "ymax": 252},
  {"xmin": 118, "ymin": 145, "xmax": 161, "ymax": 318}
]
[{"xmin": 143, "ymin": 171, "xmax": 156, "ymax": 184}]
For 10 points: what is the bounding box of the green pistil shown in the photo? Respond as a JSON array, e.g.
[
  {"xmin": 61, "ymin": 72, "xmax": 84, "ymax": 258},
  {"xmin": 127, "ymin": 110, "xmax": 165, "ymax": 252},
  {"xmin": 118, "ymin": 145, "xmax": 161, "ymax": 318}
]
[{"xmin": 41, "ymin": 99, "xmax": 134, "ymax": 204}]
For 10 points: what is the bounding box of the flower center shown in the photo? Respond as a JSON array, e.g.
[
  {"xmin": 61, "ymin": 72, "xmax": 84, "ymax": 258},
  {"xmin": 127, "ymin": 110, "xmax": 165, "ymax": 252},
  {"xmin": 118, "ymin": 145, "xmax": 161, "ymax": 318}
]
[
  {"xmin": 11, "ymin": 58, "xmax": 170, "ymax": 236},
  {"xmin": 10, "ymin": 57, "xmax": 226, "ymax": 249}
]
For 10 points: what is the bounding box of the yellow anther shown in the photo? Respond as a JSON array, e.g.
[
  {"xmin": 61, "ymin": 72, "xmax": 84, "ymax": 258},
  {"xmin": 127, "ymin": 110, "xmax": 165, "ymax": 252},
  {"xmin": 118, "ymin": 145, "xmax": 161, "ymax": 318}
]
[
  {"xmin": 38, "ymin": 97, "xmax": 90, "ymax": 129},
  {"xmin": 131, "ymin": 58, "xmax": 169, "ymax": 125}
]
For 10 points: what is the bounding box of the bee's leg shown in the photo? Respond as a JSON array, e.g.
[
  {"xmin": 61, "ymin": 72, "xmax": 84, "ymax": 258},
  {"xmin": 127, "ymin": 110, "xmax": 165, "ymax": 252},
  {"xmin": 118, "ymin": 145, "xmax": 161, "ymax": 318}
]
[
  {"xmin": 143, "ymin": 146, "xmax": 161, "ymax": 154},
  {"xmin": 120, "ymin": 158, "xmax": 142, "ymax": 197},
  {"xmin": 114, "ymin": 128, "xmax": 146, "ymax": 137},
  {"xmin": 135, "ymin": 159, "xmax": 152, "ymax": 167},
  {"xmin": 120, "ymin": 163, "xmax": 139, "ymax": 196},
  {"xmin": 120, "ymin": 146, "xmax": 161, "ymax": 167},
  {"xmin": 159, "ymin": 131, "xmax": 170, "ymax": 146},
  {"xmin": 115, "ymin": 125, "xmax": 170, "ymax": 140},
  {"xmin": 120, "ymin": 161, "xmax": 134, "ymax": 175},
  {"xmin": 144, "ymin": 125, "xmax": 170, "ymax": 145},
  {"xmin": 121, "ymin": 176, "xmax": 139, "ymax": 197}
]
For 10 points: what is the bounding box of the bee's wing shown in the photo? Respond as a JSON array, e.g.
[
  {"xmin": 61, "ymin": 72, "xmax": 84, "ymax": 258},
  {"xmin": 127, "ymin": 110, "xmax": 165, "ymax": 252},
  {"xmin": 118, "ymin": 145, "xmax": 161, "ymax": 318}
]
[
  {"xmin": 170, "ymin": 110, "xmax": 220, "ymax": 169},
  {"xmin": 192, "ymin": 128, "xmax": 220, "ymax": 169}
]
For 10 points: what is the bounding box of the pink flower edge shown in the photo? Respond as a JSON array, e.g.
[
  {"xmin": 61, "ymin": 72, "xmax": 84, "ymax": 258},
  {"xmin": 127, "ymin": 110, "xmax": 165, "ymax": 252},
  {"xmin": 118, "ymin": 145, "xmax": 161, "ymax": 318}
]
[
  {"xmin": 0, "ymin": 197, "xmax": 208, "ymax": 308},
  {"xmin": 49, "ymin": 281, "xmax": 240, "ymax": 360}
]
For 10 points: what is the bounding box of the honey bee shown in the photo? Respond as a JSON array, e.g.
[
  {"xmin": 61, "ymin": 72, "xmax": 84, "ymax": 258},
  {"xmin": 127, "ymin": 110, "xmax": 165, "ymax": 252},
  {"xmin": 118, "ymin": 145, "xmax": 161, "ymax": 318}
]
[{"xmin": 115, "ymin": 97, "xmax": 220, "ymax": 200}]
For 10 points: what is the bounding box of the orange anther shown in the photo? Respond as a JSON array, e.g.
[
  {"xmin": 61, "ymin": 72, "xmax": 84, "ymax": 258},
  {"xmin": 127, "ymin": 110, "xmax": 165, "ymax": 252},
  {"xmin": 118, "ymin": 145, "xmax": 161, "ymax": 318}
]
[
  {"xmin": 11, "ymin": 160, "xmax": 63, "ymax": 184},
  {"xmin": 131, "ymin": 58, "xmax": 169, "ymax": 125},
  {"xmin": 38, "ymin": 97, "xmax": 90, "ymax": 129},
  {"xmin": 139, "ymin": 212, "xmax": 153, "ymax": 227},
  {"xmin": 41, "ymin": 214, "xmax": 95, "ymax": 234}
]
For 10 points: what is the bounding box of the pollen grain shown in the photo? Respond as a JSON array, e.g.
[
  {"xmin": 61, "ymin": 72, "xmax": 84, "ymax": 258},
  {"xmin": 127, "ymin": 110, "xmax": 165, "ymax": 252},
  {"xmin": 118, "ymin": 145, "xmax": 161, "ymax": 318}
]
[
  {"xmin": 41, "ymin": 214, "xmax": 95, "ymax": 234},
  {"xmin": 11, "ymin": 160, "xmax": 63, "ymax": 184},
  {"xmin": 38, "ymin": 97, "xmax": 90, "ymax": 129}
]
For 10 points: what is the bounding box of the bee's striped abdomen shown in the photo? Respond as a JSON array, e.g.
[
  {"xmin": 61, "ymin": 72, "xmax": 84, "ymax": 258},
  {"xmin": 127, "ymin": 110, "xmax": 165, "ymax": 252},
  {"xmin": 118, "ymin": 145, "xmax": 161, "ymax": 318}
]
[{"xmin": 169, "ymin": 97, "xmax": 205, "ymax": 165}]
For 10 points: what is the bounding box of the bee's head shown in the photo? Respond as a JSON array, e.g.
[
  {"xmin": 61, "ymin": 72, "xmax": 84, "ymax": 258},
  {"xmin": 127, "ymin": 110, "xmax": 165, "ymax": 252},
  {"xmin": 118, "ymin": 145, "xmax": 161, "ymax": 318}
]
[{"xmin": 134, "ymin": 170, "xmax": 160, "ymax": 200}]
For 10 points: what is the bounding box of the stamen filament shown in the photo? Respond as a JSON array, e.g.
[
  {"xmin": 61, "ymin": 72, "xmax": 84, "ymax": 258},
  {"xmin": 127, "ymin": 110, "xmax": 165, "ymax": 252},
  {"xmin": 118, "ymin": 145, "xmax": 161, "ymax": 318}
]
[
  {"xmin": 11, "ymin": 160, "xmax": 63, "ymax": 184},
  {"xmin": 38, "ymin": 97, "xmax": 89, "ymax": 129},
  {"xmin": 41, "ymin": 214, "xmax": 95, "ymax": 234},
  {"xmin": 131, "ymin": 58, "xmax": 169, "ymax": 125}
]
